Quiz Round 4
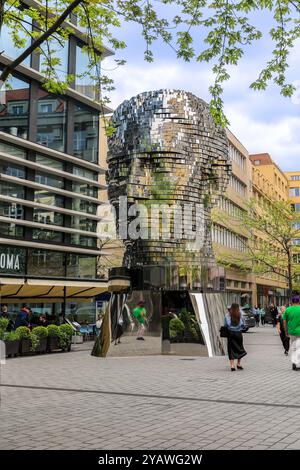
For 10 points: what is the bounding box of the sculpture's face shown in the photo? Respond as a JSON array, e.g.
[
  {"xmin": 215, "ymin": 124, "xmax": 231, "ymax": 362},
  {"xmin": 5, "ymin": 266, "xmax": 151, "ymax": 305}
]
[{"xmin": 107, "ymin": 90, "xmax": 229, "ymax": 206}]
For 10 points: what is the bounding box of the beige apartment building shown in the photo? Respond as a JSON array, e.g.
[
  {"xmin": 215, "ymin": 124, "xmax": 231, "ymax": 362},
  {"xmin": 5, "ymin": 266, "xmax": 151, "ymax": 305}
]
[
  {"xmin": 249, "ymin": 153, "xmax": 289, "ymax": 306},
  {"xmin": 212, "ymin": 129, "xmax": 254, "ymax": 306}
]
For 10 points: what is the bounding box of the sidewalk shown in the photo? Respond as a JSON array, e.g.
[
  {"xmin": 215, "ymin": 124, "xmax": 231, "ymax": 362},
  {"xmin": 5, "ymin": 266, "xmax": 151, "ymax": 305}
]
[{"xmin": 0, "ymin": 325, "xmax": 299, "ymax": 450}]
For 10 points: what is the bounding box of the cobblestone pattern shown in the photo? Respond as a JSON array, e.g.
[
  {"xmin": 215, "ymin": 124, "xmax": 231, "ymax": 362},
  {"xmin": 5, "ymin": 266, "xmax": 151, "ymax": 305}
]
[{"xmin": 1, "ymin": 327, "xmax": 300, "ymax": 450}]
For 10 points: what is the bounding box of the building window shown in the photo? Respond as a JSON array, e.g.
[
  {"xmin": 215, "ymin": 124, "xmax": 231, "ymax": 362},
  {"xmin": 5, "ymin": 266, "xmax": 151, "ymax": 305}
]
[
  {"xmin": 34, "ymin": 190, "xmax": 64, "ymax": 208},
  {"xmin": 0, "ymin": 182, "xmax": 25, "ymax": 199},
  {"xmin": 0, "ymin": 202, "xmax": 23, "ymax": 219},
  {"xmin": 71, "ymin": 216, "xmax": 97, "ymax": 232},
  {"xmin": 66, "ymin": 253, "xmax": 96, "ymax": 279},
  {"xmin": 72, "ymin": 165, "xmax": 98, "ymax": 181},
  {"xmin": 229, "ymin": 144, "xmax": 246, "ymax": 170},
  {"xmin": 74, "ymin": 104, "xmax": 99, "ymax": 163},
  {"xmin": 0, "ymin": 75, "xmax": 29, "ymax": 139},
  {"xmin": 35, "ymin": 153, "xmax": 64, "ymax": 170},
  {"xmin": 36, "ymin": 89, "xmax": 66, "ymax": 152},
  {"xmin": 229, "ymin": 175, "xmax": 246, "ymax": 196},
  {"xmin": 71, "ymin": 234, "xmax": 97, "ymax": 247},
  {"xmin": 75, "ymin": 44, "xmax": 98, "ymax": 99},
  {"xmin": 254, "ymin": 160, "xmax": 261, "ymax": 165},
  {"xmin": 33, "ymin": 209, "xmax": 64, "ymax": 226},
  {"xmin": 35, "ymin": 172, "xmax": 64, "ymax": 189},
  {"xmin": 32, "ymin": 229, "xmax": 63, "ymax": 243},
  {"xmin": 291, "ymin": 175, "xmax": 300, "ymax": 181},
  {"xmin": 27, "ymin": 249, "xmax": 65, "ymax": 277},
  {"xmin": 72, "ymin": 199, "xmax": 97, "ymax": 214},
  {"xmin": 292, "ymin": 204, "xmax": 300, "ymax": 212},
  {"xmin": 290, "ymin": 188, "xmax": 300, "ymax": 197},
  {"xmin": 292, "ymin": 239, "xmax": 300, "ymax": 246},
  {"xmin": 0, "ymin": 162, "xmax": 25, "ymax": 179},
  {"xmin": 0, "ymin": 141, "xmax": 26, "ymax": 159},
  {"xmin": 72, "ymin": 182, "xmax": 98, "ymax": 197},
  {"xmin": 0, "ymin": 222, "xmax": 24, "ymax": 237},
  {"xmin": 39, "ymin": 103, "xmax": 53, "ymax": 113}
]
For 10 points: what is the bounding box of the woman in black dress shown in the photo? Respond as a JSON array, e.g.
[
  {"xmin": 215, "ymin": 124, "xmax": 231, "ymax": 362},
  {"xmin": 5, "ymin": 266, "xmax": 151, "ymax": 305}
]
[{"xmin": 224, "ymin": 303, "xmax": 247, "ymax": 371}]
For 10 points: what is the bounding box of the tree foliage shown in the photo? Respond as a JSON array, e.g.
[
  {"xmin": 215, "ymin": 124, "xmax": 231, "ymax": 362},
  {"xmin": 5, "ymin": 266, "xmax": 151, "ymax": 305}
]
[
  {"xmin": 0, "ymin": 0, "xmax": 299, "ymax": 125},
  {"xmin": 214, "ymin": 198, "xmax": 300, "ymax": 297}
]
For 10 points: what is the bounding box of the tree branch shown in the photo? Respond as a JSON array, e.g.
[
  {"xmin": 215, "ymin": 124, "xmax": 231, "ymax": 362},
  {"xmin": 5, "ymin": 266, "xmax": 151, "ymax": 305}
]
[{"xmin": 0, "ymin": 0, "xmax": 83, "ymax": 84}]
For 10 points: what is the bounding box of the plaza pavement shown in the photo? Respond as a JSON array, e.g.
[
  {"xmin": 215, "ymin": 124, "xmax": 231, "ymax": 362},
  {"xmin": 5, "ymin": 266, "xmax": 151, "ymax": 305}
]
[{"xmin": 1, "ymin": 325, "xmax": 300, "ymax": 450}]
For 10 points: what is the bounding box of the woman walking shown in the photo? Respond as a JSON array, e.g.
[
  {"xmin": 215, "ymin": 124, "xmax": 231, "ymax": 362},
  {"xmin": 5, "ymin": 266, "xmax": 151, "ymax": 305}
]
[
  {"xmin": 225, "ymin": 303, "xmax": 247, "ymax": 371},
  {"xmin": 277, "ymin": 306, "xmax": 290, "ymax": 355}
]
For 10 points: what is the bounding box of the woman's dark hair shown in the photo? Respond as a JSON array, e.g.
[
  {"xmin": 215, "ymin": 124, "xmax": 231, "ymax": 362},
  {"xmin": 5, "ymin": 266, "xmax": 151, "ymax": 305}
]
[{"xmin": 230, "ymin": 303, "xmax": 241, "ymax": 326}]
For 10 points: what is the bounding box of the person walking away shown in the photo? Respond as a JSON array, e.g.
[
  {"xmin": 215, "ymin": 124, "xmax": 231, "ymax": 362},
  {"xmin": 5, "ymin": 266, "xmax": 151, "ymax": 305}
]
[
  {"xmin": 283, "ymin": 296, "xmax": 300, "ymax": 371},
  {"xmin": 260, "ymin": 306, "xmax": 266, "ymax": 326},
  {"xmin": 95, "ymin": 314, "xmax": 102, "ymax": 337},
  {"xmin": 114, "ymin": 312, "xmax": 124, "ymax": 345},
  {"xmin": 253, "ymin": 305, "xmax": 260, "ymax": 327},
  {"xmin": 276, "ymin": 306, "xmax": 289, "ymax": 355},
  {"xmin": 133, "ymin": 301, "xmax": 147, "ymax": 341},
  {"xmin": 14, "ymin": 307, "xmax": 30, "ymax": 328},
  {"xmin": 224, "ymin": 303, "xmax": 247, "ymax": 371},
  {"xmin": 269, "ymin": 303, "xmax": 278, "ymax": 327}
]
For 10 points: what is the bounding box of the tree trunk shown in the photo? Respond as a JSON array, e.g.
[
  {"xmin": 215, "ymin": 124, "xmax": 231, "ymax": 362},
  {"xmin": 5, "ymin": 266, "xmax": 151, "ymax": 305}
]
[{"xmin": 287, "ymin": 250, "xmax": 293, "ymax": 301}]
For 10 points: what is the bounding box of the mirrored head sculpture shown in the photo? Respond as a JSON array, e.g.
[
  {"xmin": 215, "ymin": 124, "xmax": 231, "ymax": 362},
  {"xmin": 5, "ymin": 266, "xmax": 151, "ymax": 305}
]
[{"xmin": 107, "ymin": 90, "xmax": 231, "ymax": 291}]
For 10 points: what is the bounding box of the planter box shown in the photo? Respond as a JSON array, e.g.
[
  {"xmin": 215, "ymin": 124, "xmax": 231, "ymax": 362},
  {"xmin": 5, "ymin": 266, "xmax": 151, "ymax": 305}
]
[
  {"xmin": 47, "ymin": 335, "xmax": 60, "ymax": 352},
  {"xmin": 19, "ymin": 338, "xmax": 31, "ymax": 355},
  {"xmin": 72, "ymin": 335, "xmax": 83, "ymax": 344},
  {"xmin": 34, "ymin": 337, "xmax": 47, "ymax": 353},
  {"xmin": 5, "ymin": 340, "xmax": 20, "ymax": 358}
]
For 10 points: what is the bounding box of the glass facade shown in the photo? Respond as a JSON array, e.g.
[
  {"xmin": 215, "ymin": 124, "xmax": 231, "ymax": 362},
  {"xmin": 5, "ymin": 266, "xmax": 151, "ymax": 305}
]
[
  {"xmin": 33, "ymin": 208, "xmax": 64, "ymax": 226},
  {"xmin": 36, "ymin": 89, "xmax": 67, "ymax": 152},
  {"xmin": 34, "ymin": 191, "xmax": 65, "ymax": 208},
  {"xmin": 0, "ymin": 201, "xmax": 24, "ymax": 219},
  {"xmin": 0, "ymin": 76, "xmax": 29, "ymax": 139},
  {"xmin": 74, "ymin": 105, "xmax": 99, "ymax": 163},
  {"xmin": 75, "ymin": 44, "xmax": 98, "ymax": 99},
  {"xmin": 0, "ymin": 222, "xmax": 24, "ymax": 237},
  {"xmin": 0, "ymin": 181, "xmax": 25, "ymax": 199},
  {"xmin": 0, "ymin": 27, "xmax": 105, "ymax": 288},
  {"xmin": 27, "ymin": 249, "xmax": 65, "ymax": 277}
]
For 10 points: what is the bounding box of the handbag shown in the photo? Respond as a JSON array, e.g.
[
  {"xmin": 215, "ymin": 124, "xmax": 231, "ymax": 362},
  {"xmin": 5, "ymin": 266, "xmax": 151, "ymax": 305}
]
[{"xmin": 220, "ymin": 326, "xmax": 229, "ymax": 338}]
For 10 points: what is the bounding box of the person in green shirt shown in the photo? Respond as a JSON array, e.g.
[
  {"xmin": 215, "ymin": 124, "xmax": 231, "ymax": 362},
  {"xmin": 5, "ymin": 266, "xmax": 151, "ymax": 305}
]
[
  {"xmin": 283, "ymin": 296, "xmax": 300, "ymax": 371},
  {"xmin": 133, "ymin": 301, "xmax": 147, "ymax": 341}
]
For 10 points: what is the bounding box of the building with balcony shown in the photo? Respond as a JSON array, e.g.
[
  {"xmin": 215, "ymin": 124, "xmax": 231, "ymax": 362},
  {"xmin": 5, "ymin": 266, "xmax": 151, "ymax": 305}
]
[
  {"xmin": 212, "ymin": 129, "xmax": 254, "ymax": 306},
  {"xmin": 0, "ymin": 1, "xmax": 113, "ymax": 321},
  {"xmin": 250, "ymin": 153, "xmax": 289, "ymax": 306}
]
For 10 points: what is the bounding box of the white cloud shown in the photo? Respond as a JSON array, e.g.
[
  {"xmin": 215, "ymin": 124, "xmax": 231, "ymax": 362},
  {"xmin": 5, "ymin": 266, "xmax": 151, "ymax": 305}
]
[{"xmin": 104, "ymin": 57, "xmax": 300, "ymax": 172}]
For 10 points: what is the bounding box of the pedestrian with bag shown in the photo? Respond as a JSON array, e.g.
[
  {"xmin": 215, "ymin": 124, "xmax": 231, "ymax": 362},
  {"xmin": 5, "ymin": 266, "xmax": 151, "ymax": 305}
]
[
  {"xmin": 276, "ymin": 305, "xmax": 289, "ymax": 355},
  {"xmin": 223, "ymin": 303, "xmax": 247, "ymax": 371}
]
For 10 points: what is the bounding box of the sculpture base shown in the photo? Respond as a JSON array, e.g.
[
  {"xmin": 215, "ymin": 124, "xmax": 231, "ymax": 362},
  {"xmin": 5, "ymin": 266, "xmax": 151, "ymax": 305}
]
[{"xmin": 105, "ymin": 290, "xmax": 227, "ymax": 357}]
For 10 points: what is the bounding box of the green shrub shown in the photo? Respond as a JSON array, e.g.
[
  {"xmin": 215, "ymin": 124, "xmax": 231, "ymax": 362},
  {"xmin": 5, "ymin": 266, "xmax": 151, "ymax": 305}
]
[
  {"xmin": 15, "ymin": 326, "xmax": 31, "ymax": 339},
  {"xmin": 32, "ymin": 326, "xmax": 48, "ymax": 338},
  {"xmin": 47, "ymin": 324, "xmax": 60, "ymax": 337},
  {"xmin": 58, "ymin": 323, "xmax": 74, "ymax": 350},
  {"xmin": 169, "ymin": 318, "xmax": 185, "ymax": 341},
  {"xmin": 0, "ymin": 317, "xmax": 9, "ymax": 339},
  {"xmin": 30, "ymin": 326, "xmax": 48, "ymax": 352},
  {"xmin": 4, "ymin": 331, "xmax": 19, "ymax": 342}
]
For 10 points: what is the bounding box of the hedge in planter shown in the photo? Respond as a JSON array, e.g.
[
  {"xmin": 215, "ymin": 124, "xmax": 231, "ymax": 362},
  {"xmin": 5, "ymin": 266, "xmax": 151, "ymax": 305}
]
[
  {"xmin": 58, "ymin": 324, "xmax": 73, "ymax": 351},
  {"xmin": 47, "ymin": 324, "xmax": 60, "ymax": 352},
  {"xmin": 0, "ymin": 317, "xmax": 9, "ymax": 340},
  {"xmin": 4, "ymin": 331, "xmax": 20, "ymax": 358},
  {"xmin": 31, "ymin": 326, "xmax": 48, "ymax": 353},
  {"xmin": 16, "ymin": 326, "xmax": 31, "ymax": 354},
  {"xmin": 169, "ymin": 318, "xmax": 185, "ymax": 343}
]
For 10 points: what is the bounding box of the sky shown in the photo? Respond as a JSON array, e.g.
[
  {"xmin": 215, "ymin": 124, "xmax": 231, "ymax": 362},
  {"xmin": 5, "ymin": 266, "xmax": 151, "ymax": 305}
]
[{"xmin": 103, "ymin": 7, "xmax": 300, "ymax": 172}]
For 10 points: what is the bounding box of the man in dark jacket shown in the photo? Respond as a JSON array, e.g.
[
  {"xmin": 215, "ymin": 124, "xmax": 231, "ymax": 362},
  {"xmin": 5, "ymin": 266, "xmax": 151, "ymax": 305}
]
[
  {"xmin": 15, "ymin": 307, "xmax": 30, "ymax": 328},
  {"xmin": 269, "ymin": 304, "xmax": 278, "ymax": 327}
]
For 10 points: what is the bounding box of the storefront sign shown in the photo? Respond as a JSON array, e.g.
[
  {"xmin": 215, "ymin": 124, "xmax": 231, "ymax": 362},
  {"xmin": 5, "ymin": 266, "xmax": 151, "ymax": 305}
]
[
  {"xmin": 0, "ymin": 246, "xmax": 25, "ymax": 274},
  {"xmin": 0, "ymin": 253, "xmax": 20, "ymax": 270}
]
